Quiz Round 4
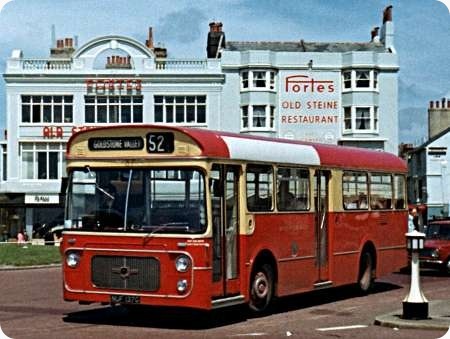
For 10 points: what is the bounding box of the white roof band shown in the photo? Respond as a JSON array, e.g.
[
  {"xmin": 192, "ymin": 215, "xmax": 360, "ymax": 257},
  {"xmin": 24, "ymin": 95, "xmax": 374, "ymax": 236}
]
[{"xmin": 222, "ymin": 136, "xmax": 321, "ymax": 166}]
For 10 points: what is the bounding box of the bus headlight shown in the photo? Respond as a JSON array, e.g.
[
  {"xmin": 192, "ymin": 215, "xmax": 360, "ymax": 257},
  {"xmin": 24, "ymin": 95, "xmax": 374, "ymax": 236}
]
[
  {"xmin": 177, "ymin": 279, "xmax": 188, "ymax": 293},
  {"xmin": 66, "ymin": 251, "xmax": 81, "ymax": 268},
  {"xmin": 175, "ymin": 255, "xmax": 191, "ymax": 272}
]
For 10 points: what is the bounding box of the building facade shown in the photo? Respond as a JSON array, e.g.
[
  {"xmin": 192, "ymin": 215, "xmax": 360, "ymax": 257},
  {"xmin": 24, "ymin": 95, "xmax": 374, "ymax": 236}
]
[
  {"xmin": 408, "ymin": 98, "xmax": 450, "ymax": 221},
  {"xmin": 1, "ymin": 6, "xmax": 399, "ymax": 239}
]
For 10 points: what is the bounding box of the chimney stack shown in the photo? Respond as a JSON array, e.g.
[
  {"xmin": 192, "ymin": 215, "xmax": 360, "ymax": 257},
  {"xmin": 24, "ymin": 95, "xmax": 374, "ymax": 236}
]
[
  {"xmin": 371, "ymin": 26, "xmax": 380, "ymax": 42},
  {"xmin": 146, "ymin": 27, "xmax": 154, "ymax": 49},
  {"xmin": 50, "ymin": 36, "xmax": 76, "ymax": 58},
  {"xmin": 207, "ymin": 21, "xmax": 226, "ymax": 58}
]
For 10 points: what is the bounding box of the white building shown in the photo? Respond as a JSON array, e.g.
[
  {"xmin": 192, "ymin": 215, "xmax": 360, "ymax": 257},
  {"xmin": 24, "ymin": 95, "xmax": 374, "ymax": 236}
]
[
  {"xmin": 408, "ymin": 99, "xmax": 450, "ymax": 220},
  {"xmin": 1, "ymin": 6, "xmax": 399, "ymax": 239}
]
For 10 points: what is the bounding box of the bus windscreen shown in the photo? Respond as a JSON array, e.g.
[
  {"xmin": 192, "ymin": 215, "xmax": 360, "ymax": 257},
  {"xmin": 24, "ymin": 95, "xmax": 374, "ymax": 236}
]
[{"xmin": 65, "ymin": 167, "xmax": 206, "ymax": 234}]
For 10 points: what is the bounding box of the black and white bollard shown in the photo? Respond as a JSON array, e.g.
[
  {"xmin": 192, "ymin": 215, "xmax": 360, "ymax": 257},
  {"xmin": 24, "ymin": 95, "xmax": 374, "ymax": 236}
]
[{"xmin": 402, "ymin": 230, "xmax": 429, "ymax": 319}]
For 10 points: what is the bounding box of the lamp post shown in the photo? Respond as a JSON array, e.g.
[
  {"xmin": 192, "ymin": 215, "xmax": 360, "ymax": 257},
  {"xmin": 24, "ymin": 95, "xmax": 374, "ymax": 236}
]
[{"xmin": 403, "ymin": 230, "xmax": 429, "ymax": 319}]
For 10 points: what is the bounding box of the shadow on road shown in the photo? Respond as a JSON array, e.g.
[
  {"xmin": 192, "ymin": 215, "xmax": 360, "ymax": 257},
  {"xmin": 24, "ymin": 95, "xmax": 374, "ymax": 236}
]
[{"xmin": 63, "ymin": 281, "xmax": 402, "ymax": 330}]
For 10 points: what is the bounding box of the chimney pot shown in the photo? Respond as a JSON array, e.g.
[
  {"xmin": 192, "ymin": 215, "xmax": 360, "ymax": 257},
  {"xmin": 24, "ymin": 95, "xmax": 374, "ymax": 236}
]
[
  {"xmin": 436, "ymin": 100, "xmax": 440, "ymax": 108},
  {"xmin": 383, "ymin": 5, "xmax": 393, "ymax": 23},
  {"xmin": 442, "ymin": 98, "xmax": 446, "ymax": 108},
  {"xmin": 430, "ymin": 101, "xmax": 434, "ymax": 109},
  {"xmin": 447, "ymin": 99, "xmax": 450, "ymax": 109}
]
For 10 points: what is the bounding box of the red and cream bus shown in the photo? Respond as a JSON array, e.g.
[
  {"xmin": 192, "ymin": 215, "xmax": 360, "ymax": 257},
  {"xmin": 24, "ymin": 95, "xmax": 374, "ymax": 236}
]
[{"xmin": 61, "ymin": 125, "xmax": 407, "ymax": 312}]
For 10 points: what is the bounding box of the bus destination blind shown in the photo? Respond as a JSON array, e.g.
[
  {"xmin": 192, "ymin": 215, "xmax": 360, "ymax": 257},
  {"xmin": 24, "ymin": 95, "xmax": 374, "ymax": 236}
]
[{"xmin": 88, "ymin": 137, "xmax": 144, "ymax": 151}]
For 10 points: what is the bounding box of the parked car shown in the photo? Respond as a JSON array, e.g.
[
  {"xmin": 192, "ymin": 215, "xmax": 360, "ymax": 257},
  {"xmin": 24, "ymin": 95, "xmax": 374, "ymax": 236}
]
[
  {"xmin": 32, "ymin": 214, "xmax": 64, "ymax": 244},
  {"xmin": 419, "ymin": 219, "xmax": 450, "ymax": 274}
]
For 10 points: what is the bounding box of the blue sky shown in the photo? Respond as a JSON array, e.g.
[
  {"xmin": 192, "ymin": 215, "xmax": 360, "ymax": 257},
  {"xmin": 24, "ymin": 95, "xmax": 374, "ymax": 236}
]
[{"xmin": 0, "ymin": 0, "xmax": 449, "ymax": 143}]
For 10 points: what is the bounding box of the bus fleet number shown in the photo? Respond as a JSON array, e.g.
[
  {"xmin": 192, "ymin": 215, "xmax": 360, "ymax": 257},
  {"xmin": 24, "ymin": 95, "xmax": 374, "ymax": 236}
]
[{"xmin": 146, "ymin": 132, "xmax": 174, "ymax": 153}]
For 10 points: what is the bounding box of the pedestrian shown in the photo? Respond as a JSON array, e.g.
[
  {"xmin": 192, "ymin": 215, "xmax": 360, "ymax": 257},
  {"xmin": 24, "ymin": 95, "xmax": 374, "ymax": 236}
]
[
  {"xmin": 408, "ymin": 208, "xmax": 418, "ymax": 232},
  {"xmin": 17, "ymin": 229, "xmax": 26, "ymax": 245}
]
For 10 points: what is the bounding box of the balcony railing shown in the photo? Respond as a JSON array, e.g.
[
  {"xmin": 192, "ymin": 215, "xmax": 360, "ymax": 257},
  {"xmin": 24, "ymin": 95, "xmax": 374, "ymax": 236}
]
[
  {"xmin": 12, "ymin": 58, "xmax": 216, "ymax": 72},
  {"xmin": 155, "ymin": 59, "xmax": 208, "ymax": 70},
  {"xmin": 22, "ymin": 59, "xmax": 72, "ymax": 71}
]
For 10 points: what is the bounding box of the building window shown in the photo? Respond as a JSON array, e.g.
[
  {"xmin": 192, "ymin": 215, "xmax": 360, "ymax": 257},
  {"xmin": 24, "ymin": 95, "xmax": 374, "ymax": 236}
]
[
  {"xmin": 343, "ymin": 106, "xmax": 378, "ymax": 133},
  {"xmin": 343, "ymin": 71, "xmax": 352, "ymax": 89},
  {"xmin": 20, "ymin": 143, "xmax": 66, "ymax": 180},
  {"xmin": 85, "ymin": 95, "xmax": 142, "ymax": 123},
  {"xmin": 341, "ymin": 70, "xmax": 378, "ymax": 91},
  {"xmin": 355, "ymin": 70, "xmax": 370, "ymax": 88},
  {"xmin": 21, "ymin": 95, "xmax": 73, "ymax": 123},
  {"xmin": 241, "ymin": 105, "xmax": 275, "ymax": 130},
  {"xmin": 240, "ymin": 70, "xmax": 276, "ymax": 91},
  {"xmin": 241, "ymin": 71, "xmax": 249, "ymax": 89},
  {"xmin": 154, "ymin": 95, "xmax": 206, "ymax": 124},
  {"xmin": 1, "ymin": 145, "xmax": 6, "ymax": 181}
]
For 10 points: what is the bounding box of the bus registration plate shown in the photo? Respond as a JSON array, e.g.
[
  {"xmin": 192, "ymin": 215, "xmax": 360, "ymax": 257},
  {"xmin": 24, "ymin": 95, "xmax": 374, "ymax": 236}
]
[{"xmin": 110, "ymin": 295, "xmax": 141, "ymax": 304}]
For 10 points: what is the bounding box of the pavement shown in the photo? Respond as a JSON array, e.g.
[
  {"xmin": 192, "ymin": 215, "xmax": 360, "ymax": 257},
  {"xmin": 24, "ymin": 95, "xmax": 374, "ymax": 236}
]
[{"xmin": 375, "ymin": 300, "xmax": 450, "ymax": 331}]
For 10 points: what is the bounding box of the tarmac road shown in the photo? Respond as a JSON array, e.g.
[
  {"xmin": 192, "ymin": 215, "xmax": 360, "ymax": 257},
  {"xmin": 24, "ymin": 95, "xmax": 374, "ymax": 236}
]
[{"xmin": 0, "ymin": 266, "xmax": 449, "ymax": 339}]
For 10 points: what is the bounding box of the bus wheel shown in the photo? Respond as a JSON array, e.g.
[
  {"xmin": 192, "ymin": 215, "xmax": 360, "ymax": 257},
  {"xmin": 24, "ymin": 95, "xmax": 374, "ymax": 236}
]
[
  {"xmin": 358, "ymin": 251, "xmax": 374, "ymax": 293},
  {"xmin": 249, "ymin": 264, "xmax": 274, "ymax": 312},
  {"xmin": 443, "ymin": 259, "xmax": 450, "ymax": 275}
]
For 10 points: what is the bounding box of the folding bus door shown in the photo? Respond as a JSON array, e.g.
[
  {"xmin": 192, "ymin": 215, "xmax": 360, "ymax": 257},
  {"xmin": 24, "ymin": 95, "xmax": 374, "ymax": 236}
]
[
  {"xmin": 211, "ymin": 164, "xmax": 241, "ymax": 298},
  {"xmin": 314, "ymin": 170, "xmax": 331, "ymax": 287}
]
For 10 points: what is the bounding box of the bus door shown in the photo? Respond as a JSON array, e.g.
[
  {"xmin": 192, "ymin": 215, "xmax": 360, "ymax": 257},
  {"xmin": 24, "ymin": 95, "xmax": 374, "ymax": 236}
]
[
  {"xmin": 314, "ymin": 170, "xmax": 331, "ymax": 286},
  {"xmin": 211, "ymin": 164, "xmax": 240, "ymax": 297}
]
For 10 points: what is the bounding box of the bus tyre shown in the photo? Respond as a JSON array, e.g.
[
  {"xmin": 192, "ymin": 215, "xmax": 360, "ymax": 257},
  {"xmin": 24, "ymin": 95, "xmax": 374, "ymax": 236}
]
[
  {"xmin": 249, "ymin": 264, "xmax": 274, "ymax": 312},
  {"xmin": 443, "ymin": 259, "xmax": 450, "ymax": 275},
  {"xmin": 358, "ymin": 251, "xmax": 374, "ymax": 293}
]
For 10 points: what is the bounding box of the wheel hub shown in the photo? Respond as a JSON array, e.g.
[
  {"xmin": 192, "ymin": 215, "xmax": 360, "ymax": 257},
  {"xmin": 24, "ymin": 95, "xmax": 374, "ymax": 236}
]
[{"xmin": 253, "ymin": 273, "xmax": 268, "ymax": 298}]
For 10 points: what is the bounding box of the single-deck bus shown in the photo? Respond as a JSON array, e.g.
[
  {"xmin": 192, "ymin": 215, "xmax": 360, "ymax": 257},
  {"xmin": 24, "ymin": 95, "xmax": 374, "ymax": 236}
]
[{"xmin": 61, "ymin": 125, "xmax": 407, "ymax": 311}]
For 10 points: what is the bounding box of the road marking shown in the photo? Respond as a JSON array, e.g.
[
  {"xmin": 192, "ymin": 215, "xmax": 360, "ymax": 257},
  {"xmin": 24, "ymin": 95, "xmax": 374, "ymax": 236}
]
[
  {"xmin": 316, "ymin": 324, "xmax": 368, "ymax": 332},
  {"xmin": 230, "ymin": 333, "xmax": 267, "ymax": 337}
]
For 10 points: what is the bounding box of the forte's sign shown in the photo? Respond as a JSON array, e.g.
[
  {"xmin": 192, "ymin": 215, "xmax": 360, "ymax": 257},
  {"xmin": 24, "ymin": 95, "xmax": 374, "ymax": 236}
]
[
  {"xmin": 85, "ymin": 79, "xmax": 142, "ymax": 92},
  {"xmin": 279, "ymin": 72, "xmax": 340, "ymax": 144}
]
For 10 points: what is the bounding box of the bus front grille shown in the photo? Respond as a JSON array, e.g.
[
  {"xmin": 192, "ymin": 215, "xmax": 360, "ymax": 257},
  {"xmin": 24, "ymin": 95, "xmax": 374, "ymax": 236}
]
[{"xmin": 91, "ymin": 255, "xmax": 160, "ymax": 291}]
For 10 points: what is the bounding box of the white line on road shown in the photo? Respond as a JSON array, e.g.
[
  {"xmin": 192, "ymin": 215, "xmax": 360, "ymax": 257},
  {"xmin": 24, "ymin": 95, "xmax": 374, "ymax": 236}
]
[{"xmin": 316, "ymin": 324, "xmax": 368, "ymax": 332}]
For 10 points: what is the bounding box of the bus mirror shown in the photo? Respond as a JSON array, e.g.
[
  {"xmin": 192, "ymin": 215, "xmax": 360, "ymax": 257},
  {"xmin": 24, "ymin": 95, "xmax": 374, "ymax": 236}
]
[{"xmin": 60, "ymin": 177, "xmax": 68, "ymax": 194}]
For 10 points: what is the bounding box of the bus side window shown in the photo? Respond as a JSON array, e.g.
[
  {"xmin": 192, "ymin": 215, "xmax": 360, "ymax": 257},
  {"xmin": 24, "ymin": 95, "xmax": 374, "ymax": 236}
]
[
  {"xmin": 342, "ymin": 171, "xmax": 368, "ymax": 210},
  {"xmin": 246, "ymin": 165, "xmax": 273, "ymax": 212},
  {"xmin": 370, "ymin": 174, "xmax": 392, "ymax": 210},
  {"xmin": 277, "ymin": 167, "xmax": 310, "ymax": 211}
]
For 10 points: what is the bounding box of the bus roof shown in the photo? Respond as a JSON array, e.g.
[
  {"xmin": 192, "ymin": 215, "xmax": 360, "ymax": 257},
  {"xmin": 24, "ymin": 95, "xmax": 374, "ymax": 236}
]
[{"xmin": 67, "ymin": 125, "xmax": 407, "ymax": 173}]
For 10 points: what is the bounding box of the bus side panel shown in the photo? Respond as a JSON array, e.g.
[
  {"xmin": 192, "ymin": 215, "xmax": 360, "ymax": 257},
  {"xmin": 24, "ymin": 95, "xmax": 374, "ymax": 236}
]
[
  {"xmin": 331, "ymin": 210, "xmax": 407, "ymax": 285},
  {"xmin": 245, "ymin": 213, "xmax": 319, "ymax": 297},
  {"xmin": 372, "ymin": 210, "xmax": 408, "ymax": 277}
]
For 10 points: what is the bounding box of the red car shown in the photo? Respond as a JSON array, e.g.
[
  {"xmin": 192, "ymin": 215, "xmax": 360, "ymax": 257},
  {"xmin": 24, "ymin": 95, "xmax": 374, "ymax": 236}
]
[{"xmin": 420, "ymin": 220, "xmax": 450, "ymax": 274}]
